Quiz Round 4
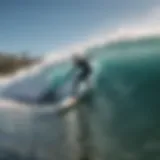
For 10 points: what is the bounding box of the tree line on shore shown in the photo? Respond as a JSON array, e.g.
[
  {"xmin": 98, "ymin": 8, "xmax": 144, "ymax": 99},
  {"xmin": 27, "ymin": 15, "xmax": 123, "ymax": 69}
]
[{"xmin": 0, "ymin": 52, "xmax": 40, "ymax": 75}]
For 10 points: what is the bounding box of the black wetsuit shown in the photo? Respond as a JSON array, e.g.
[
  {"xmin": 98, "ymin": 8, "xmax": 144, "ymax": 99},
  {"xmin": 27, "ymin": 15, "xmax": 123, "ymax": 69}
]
[
  {"xmin": 75, "ymin": 59, "xmax": 91, "ymax": 80},
  {"xmin": 72, "ymin": 58, "xmax": 92, "ymax": 94}
]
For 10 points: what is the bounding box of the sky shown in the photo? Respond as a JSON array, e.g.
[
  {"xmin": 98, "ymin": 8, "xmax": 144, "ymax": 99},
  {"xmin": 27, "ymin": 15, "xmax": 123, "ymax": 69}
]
[{"xmin": 0, "ymin": 0, "xmax": 159, "ymax": 57}]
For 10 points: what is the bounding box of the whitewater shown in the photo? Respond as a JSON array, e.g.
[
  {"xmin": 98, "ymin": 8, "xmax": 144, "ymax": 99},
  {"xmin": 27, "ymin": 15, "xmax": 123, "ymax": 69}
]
[{"xmin": 0, "ymin": 16, "xmax": 160, "ymax": 160}]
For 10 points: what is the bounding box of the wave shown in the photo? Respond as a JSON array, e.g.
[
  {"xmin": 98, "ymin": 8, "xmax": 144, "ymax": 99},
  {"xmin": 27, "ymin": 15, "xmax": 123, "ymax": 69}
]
[
  {"xmin": 0, "ymin": 7, "xmax": 160, "ymax": 160},
  {"xmin": 0, "ymin": 43, "xmax": 160, "ymax": 160},
  {"xmin": 0, "ymin": 21, "xmax": 160, "ymax": 90},
  {"xmin": 1, "ymin": 35, "xmax": 160, "ymax": 105}
]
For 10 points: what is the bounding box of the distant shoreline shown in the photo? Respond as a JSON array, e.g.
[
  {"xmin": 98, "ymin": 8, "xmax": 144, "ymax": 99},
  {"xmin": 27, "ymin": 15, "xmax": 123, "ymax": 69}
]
[{"xmin": 0, "ymin": 53, "xmax": 40, "ymax": 75}]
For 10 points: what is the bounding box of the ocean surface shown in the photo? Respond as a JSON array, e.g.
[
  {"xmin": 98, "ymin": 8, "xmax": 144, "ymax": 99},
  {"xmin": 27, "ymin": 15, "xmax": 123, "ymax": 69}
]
[{"xmin": 0, "ymin": 35, "xmax": 160, "ymax": 160}]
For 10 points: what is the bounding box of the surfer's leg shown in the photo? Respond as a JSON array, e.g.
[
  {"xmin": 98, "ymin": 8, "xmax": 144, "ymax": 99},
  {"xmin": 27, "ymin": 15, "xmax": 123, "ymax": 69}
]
[
  {"xmin": 72, "ymin": 74, "xmax": 81, "ymax": 96},
  {"xmin": 82, "ymin": 72, "xmax": 91, "ymax": 89},
  {"xmin": 72, "ymin": 71, "xmax": 90, "ymax": 96}
]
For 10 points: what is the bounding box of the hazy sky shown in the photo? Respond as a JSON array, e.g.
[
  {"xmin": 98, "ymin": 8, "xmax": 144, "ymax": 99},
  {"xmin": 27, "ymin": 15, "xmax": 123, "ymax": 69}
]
[{"xmin": 0, "ymin": 0, "xmax": 159, "ymax": 56}]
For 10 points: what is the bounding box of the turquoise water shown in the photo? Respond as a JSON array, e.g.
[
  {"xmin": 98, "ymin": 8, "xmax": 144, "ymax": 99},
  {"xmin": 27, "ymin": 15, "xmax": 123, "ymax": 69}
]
[{"xmin": 0, "ymin": 35, "xmax": 160, "ymax": 160}]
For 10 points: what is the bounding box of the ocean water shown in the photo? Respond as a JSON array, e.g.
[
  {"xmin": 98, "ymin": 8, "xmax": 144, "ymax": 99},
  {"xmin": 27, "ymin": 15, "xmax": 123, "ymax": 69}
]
[{"xmin": 0, "ymin": 35, "xmax": 160, "ymax": 160}]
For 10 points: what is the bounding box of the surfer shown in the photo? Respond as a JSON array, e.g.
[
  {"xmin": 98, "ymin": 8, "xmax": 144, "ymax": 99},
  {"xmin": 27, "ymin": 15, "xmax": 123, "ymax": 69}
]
[
  {"xmin": 57, "ymin": 53, "xmax": 92, "ymax": 110},
  {"xmin": 71, "ymin": 53, "xmax": 92, "ymax": 96}
]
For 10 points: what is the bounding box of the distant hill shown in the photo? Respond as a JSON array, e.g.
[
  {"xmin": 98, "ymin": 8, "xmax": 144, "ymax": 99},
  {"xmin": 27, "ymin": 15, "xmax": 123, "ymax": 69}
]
[{"xmin": 0, "ymin": 52, "xmax": 40, "ymax": 75}]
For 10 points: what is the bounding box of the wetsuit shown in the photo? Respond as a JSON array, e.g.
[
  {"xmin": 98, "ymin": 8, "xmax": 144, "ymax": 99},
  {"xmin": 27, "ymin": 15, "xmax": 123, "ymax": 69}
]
[{"xmin": 72, "ymin": 58, "xmax": 92, "ymax": 95}]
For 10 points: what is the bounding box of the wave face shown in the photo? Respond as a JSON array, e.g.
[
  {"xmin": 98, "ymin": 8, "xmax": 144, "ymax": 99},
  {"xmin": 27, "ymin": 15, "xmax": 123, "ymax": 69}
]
[
  {"xmin": 2, "ymin": 36, "xmax": 160, "ymax": 103},
  {"xmin": 0, "ymin": 35, "xmax": 160, "ymax": 160},
  {"xmin": 87, "ymin": 38, "xmax": 160, "ymax": 160}
]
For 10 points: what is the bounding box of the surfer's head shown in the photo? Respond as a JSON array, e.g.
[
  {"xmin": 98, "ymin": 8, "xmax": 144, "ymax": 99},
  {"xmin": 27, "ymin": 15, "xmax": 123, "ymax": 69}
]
[{"xmin": 72, "ymin": 52, "xmax": 84, "ymax": 62}]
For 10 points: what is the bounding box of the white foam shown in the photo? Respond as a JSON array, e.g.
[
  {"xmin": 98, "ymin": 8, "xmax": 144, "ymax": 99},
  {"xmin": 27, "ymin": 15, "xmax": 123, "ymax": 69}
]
[
  {"xmin": 0, "ymin": 7, "xmax": 160, "ymax": 88},
  {"xmin": 0, "ymin": 98, "xmax": 29, "ymax": 109}
]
